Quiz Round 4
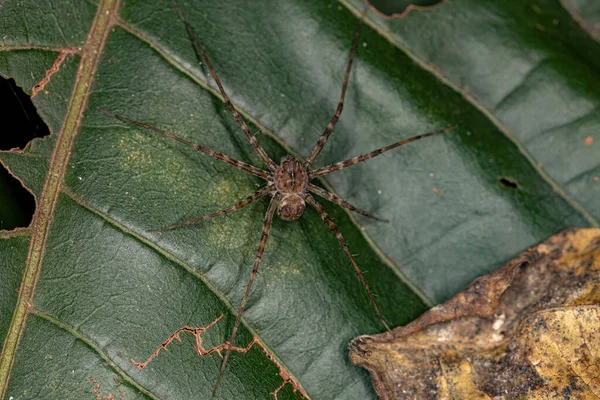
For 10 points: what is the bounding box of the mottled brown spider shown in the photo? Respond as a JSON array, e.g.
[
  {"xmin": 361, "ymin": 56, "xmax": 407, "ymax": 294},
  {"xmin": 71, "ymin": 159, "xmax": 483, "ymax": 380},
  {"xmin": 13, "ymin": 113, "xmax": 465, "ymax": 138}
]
[{"xmin": 102, "ymin": 4, "xmax": 455, "ymax": 396}]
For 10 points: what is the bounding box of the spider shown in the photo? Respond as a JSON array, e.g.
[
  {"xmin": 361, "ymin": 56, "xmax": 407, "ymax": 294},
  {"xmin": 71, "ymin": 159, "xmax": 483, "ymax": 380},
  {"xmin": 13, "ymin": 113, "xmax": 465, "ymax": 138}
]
[{"xmin": 102, "ymin": 4, "xmax": 455, "ymax": 396}]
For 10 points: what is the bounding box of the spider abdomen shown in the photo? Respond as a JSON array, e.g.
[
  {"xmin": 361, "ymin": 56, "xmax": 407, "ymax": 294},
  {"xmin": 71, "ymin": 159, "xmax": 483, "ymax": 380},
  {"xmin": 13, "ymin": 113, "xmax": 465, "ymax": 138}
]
[{"xmin": 277, "ymin": 194, "xmax": 305, "ymax": 221}]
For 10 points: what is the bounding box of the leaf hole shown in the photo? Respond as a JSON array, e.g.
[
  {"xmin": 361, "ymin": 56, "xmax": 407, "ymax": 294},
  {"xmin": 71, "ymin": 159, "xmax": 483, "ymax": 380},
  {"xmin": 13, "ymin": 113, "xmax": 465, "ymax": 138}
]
[
  {"xmin": 0, "ymin": 75, "xmax": 50, "ymax": 150},
  {"xmin": 498, "ymin": 177, "xmax": 520, "ymax": 190},
  {"xmin": 364, "ymin": 0, "xmax": 447, "ymax": 19},
  {"xmin": 0, "ymin": 163, "xmax": 35, "ymax": 230}
]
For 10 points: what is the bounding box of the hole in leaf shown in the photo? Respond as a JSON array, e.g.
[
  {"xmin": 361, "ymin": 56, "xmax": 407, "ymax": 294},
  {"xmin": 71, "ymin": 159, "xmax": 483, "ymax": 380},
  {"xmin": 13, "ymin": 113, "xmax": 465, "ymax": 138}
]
[
  {"xmin": 0, "ymin": 75, "xmax": 50, "ymax": 150},
  {"xmin": 365, "ymin": 0, "xmax": 445, "ymax": 18},
  {"xmin": 498, "ymin": 177, "xmax": 520, "ymax": 190},
  {"xmin": 0, "ymin": 164, "xmax": 35, "ymax": 230}
]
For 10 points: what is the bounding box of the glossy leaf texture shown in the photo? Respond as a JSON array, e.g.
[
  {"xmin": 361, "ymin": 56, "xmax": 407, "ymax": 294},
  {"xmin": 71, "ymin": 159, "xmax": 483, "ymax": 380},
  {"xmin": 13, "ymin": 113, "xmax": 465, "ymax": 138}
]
[{"xmin": 0, "ymin": 0, "xmax": 598, "ymax": 399}]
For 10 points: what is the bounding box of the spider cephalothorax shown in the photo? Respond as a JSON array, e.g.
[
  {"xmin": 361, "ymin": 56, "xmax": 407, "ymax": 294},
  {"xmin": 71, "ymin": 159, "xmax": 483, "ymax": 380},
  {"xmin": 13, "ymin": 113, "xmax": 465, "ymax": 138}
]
[
  {"xmin": 272, "ymin": 156, "xmax": 309, "ymax": 221},
  {"xmin": 104, "ymin": 4, "xmax": 455, "ymax": 396}
]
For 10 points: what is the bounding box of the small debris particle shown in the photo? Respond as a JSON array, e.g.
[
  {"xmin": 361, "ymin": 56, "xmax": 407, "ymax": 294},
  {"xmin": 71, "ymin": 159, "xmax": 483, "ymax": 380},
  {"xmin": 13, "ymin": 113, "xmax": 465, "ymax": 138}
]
[
  {"xmin": 552, "ymin": 19, "xmax": 559, "ymax": 25},
  {"xmin": 433, "ymin": 188, "xmax": 440, "ymax": 195},
  {"xmin": 362, "ymin": 42, "xmax": 367, "ymax": 48},
  {"xmin": 429, "ymin": 173, "xmax": 434, "ymax": 177},
  {"xmin": 508, "ymin": 226, "xmax": 513, "ymax": 232},
  {"xmin": 377, "ymin": 190, "xmax": 382, "ymax": 195},
  {"xmin": 584, "ymin": 136, "xmax": 593, "ymax": 145},
  {"xmin": 492, "ymin": 314, "xmax": 505, "ymax": 330},
  {"xmin": 594, "ymin": 176, "xmax": 599, "ymax": 182}
]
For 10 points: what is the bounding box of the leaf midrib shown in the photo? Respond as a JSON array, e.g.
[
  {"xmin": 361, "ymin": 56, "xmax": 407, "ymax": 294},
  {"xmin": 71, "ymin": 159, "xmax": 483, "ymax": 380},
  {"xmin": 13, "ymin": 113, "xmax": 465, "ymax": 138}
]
[{"xmin": 0, "ymin": 0, "xmax": 119, "ymax": 395}]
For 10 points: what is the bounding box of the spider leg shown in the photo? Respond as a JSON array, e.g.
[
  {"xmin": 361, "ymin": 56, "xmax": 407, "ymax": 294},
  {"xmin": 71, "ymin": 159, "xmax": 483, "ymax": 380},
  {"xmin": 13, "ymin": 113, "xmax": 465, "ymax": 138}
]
[
  {"xmin": 303, "ymin": 9, "xmax": 367, "ymax": 167},
  {"xmin": 173, "ymin": 3, "xmax": 277, "ymax": 172},
  {"xmin": 213, "ymin": 196, "xmax": 279, "ymax": 395},
  {"xmin": 308, "ymin": 184, "xmax": 388, "ymax": 222},
  {"xmin": 147, "ymin": 187, "xmax": 271, "ymax": 232},
  {"xmin": 100, "ymin": 109, "xmax": 269, "ymax": 180},
  {"xmin": 310, "ymin": 126, "xmax": 456, "ymax": 178},
  {"xmin": 305, "ymin": 195, "xmax": 391, "ymax": 332}
]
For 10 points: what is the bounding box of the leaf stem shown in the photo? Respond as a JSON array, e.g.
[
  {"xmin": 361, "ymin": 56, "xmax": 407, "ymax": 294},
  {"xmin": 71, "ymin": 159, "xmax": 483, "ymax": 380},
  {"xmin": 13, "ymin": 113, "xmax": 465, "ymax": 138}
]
[{"xmin": 0, "ymin": 0, "xmax": 120, "ymax": 394}]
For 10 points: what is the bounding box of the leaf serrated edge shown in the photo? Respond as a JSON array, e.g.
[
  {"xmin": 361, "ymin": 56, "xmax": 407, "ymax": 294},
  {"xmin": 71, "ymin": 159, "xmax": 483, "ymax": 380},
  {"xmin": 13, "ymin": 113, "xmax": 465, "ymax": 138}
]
[{"xmin": 0, "ymin": 0, "xmax": 119, "ymax": 395}]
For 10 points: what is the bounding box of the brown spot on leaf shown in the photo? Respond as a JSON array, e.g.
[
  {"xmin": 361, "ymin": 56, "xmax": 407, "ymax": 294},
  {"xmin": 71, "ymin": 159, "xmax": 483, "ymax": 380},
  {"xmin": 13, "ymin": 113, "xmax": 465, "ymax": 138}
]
[
  {"xmin": 87, "ymin": 376, "xmax": 119, "ymax": 400},
  {"xmin": 433, "ymin": 187, "xmax": 440, "ymax": 195},
  {"xmin": 349, "ymin": 228, "xmax": 600, "ymax": 399}
]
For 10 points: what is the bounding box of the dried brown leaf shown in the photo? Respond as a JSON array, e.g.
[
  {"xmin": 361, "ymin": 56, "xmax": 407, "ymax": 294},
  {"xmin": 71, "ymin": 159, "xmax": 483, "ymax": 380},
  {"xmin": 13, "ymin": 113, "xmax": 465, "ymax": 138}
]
[{"xmin": 349, "ymin": 228, "xmax": 600, "ymax": 399}]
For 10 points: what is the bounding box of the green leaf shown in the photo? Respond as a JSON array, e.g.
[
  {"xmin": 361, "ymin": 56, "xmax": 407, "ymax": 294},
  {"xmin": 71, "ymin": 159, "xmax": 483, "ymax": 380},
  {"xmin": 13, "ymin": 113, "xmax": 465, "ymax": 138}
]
[{"xmin": 0, "ymin": 0, "xmax": 598, "ymax": 399}]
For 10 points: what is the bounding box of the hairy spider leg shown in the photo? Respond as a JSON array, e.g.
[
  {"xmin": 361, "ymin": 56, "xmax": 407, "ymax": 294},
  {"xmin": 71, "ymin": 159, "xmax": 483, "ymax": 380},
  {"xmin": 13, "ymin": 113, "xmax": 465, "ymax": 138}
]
[
  {"xmin": 303, "ymin": 8, "xmax": 367, "ymax": 167},
  {"xmin": 147, "ymin": 187, "xmax": 271, "ymax": 232},
  {"xmin": 100, "ymin": 109, "xmax": 269, "ymax": 180},
  {"xmin": 308, "ymin": 183, "xmax": 388, "ymax": 222},
  {"xmin": 305, "ymin": 195, "xmax": 390, "ymax": 331},
  {"xmin": 173, "ymin": 3, "xmax": 277, "ymax": 172},
  {"xmin": 107, "ymin": 4, "xmax": 459, "ymax": 397},
  {"xmin": 310, "ymin": 126, "xmax": 457, "ymax": 178},
  {"xmin": 213, "ymin": 196, "xmax": 280, "ymax": 395}
]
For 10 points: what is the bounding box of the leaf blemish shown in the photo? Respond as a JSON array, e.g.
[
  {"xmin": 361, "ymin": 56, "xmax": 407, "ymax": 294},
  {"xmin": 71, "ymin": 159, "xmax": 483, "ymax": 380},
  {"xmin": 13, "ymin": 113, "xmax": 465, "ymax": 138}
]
[
  {"xmin": 130, "ymin": 314, "xmax": 309, "ymax": 399},
  {"xmin": 87, "ymin": 376, "xmax": 122, "ymax": 400},
  {"xmin": 31, "ymin": 49, "xmax": 78, "ymax": 98},
  {"xmin": 498, "ymin": 176, "xmax": 520, "ymax": 190}
]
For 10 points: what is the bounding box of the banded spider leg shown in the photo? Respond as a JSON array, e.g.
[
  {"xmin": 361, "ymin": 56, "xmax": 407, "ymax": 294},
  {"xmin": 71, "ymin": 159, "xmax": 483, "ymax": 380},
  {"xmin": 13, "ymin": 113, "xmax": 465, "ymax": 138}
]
[{"xmin": 103, "ymin": 3, "xmax": 456, "ymax": 396}]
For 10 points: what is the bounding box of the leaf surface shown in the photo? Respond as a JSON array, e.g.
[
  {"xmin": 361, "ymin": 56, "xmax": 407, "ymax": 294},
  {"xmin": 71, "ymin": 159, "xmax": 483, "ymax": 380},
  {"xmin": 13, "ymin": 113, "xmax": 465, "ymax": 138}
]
[{"xmin": 0, "ymin": 0, "xmax": 598, "ymax": 399}]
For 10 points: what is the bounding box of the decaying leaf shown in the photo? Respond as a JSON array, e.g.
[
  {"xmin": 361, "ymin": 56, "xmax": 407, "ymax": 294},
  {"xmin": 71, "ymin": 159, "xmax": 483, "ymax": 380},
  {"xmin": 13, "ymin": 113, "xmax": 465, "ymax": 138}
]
[{"xmin": 349, "ymin": 228, "xmax": 600, "ymax": 399}]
